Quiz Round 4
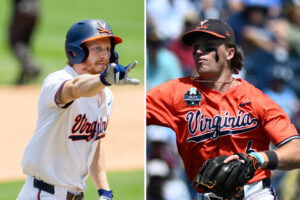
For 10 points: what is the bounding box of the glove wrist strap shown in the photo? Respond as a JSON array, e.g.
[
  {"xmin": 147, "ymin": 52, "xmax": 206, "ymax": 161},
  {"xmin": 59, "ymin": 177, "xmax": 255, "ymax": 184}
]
[
  {"xmin": 98, "ymin": 189, "xmax": 113, "ymax": 198},
  {"xmin": 249, "ymin": 152, "xmax": 264, "ymax": 167},
  {"xmin": 100, "ymin": 72, "xmax": 112, "ymax": 86}
]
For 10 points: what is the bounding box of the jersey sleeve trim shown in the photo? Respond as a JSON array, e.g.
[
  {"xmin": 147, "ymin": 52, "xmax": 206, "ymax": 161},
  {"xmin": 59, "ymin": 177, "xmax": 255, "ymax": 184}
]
[
  {"xmin": 54, "ymin": 80, "xmax": 74, "ymax": 109},
  {"xmin": 277, "ymin": 136, "xmax": 300, "ymax": 148}
]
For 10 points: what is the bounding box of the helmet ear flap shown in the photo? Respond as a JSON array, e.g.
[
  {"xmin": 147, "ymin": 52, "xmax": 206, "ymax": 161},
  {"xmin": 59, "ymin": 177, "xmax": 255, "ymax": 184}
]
[
  {"xmin": 110, "ymin": 50, "xmax": 119, "ymax": 64},
  {"xmin": 80, "ymin": 43, "xmax": 89, "ymax": 63},
  {"xmin": 66, "ymin": 44, "xmax": 89, "ymax": 64},
  {"xmin": 109, "ymin": 38, "xmax": 119, "ymax": 64}
]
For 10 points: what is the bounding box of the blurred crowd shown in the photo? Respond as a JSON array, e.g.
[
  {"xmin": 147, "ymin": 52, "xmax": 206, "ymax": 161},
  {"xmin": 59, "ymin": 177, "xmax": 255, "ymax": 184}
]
[
  {"xmin": 146, "ymin": 0, "xmax": 300, "ymax": 199},
  {"xmin": 9, "ymin": 0, "xmax": 41, "ymax": 85}
]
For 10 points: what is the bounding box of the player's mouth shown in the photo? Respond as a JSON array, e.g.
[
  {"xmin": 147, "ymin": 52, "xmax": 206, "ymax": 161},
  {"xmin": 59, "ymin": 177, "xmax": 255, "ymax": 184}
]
[
  {"xmin": 195, "ymin": 58, "xmax": 207, "ymax": 64},
  {"xmin": 96, "ymin": 61, "xmax": 108, "ymax": 67}
]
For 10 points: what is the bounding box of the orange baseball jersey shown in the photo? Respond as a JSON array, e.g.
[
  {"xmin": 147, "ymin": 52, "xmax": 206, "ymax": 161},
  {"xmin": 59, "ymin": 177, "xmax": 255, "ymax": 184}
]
[{"xmin": 147, "ymin": 77, "xmax": 300, "ymax": 191}]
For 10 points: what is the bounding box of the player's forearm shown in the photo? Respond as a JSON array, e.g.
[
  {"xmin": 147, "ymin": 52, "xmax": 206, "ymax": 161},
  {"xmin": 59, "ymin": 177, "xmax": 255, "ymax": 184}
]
[
  {"xmin": 71, "ymin": 74, "xmax": 106, "ymax": 98},
  {"xmin": 90, "ymin": 141, "xmax": 110, "ymax": 190},
  {"xmin": 260, "ymin": 139, "xmax": 300, "ymax": 170},
  {"xmin": 90, "ymin": 166, "xmax": 110, "ymax": 190}
]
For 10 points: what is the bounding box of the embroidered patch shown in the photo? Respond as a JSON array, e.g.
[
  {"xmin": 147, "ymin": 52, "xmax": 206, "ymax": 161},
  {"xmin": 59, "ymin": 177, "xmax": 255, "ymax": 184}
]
[{"xmin": 184, "ymin": 87, "xmax": 202, "ymax": 106}]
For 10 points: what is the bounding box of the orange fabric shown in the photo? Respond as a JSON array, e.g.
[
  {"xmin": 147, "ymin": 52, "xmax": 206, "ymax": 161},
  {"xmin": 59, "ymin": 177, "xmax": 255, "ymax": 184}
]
[
  {"xmin": 81, "ymin": 35, "xmax": 122, "ymax": 44},
  {"xmin": 147, "ymin": 77, "xmax": 299, "ymax": 192}
]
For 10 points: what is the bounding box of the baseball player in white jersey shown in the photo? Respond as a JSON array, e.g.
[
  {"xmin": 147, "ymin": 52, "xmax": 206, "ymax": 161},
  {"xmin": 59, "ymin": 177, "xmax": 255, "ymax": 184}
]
[{"xmin": 17, "ymin": 19, "xmax": 140, "ymax": 200}]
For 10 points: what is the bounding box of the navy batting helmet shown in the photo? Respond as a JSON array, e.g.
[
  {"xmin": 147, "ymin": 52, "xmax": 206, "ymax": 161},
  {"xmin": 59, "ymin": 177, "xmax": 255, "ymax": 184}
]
[{"xmin": 65, "ymin": 19, "xmax": 122, "ymax": 64}]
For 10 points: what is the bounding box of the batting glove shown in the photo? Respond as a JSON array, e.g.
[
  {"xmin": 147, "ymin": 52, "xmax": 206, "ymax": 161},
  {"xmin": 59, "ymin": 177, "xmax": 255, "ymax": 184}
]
[
  {"xmin": 100, "ymin": 61, "xmax": 140, "ymax": 86},
  {"xmin": 98, "ymin": 189, "xmax": 113, "ymax": 200}
]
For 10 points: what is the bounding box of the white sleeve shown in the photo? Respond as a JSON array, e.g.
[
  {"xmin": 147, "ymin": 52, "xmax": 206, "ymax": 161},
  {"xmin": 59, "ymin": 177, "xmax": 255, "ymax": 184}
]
[{"xmin": 40, "ymin": 71, "xmax": 73, "ymax": 108}]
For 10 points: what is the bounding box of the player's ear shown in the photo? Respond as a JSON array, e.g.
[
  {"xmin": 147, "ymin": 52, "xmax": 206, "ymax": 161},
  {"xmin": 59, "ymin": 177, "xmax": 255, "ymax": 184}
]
[
  {"xmin": 71, "ymin": 51, "xmax": 77, "ymax": 57},
  {"xmin": 226, "ymin": 47, "xmax": 235, "ymax": 61}
]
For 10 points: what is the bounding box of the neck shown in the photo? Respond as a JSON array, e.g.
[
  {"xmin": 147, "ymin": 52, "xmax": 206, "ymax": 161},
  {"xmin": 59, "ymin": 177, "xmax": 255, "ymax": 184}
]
[
  {"xmin": 72, "ymin": 64, "xmax": 85, "ymax": 75},
  {"xmin": 191, "ymin": 76, "xmax": 239, "ymax": 93}
]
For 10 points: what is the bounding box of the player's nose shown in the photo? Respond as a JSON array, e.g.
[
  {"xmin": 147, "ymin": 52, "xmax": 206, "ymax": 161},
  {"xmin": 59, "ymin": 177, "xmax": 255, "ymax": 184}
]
[
  {"xmin": 99, "ymin": 50, "xmax": 110, "ymax": 60},
  {"xmin": 193, "ymin": 48, "xmax": 205, "ymax": 57}
]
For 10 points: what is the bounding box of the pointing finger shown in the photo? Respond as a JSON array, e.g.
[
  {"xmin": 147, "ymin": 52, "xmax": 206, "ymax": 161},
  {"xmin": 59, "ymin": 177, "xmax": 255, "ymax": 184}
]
[
  {"xmin": 125, "ymin": 61, "xmax": 138, "ymax": 74},
  {"xmin": 125, "ymin": 77, "xmax": 140, "ymax": 85},
  {"xmin": 115, "ymin": 71, "xmax": 120, "ymax": 83}
]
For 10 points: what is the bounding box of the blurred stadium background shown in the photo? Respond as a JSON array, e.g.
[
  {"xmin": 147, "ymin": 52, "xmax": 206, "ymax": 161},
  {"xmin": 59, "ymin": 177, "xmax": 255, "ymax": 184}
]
[
  {"xmin": 0, "ymin": 0, "xmax": 144, "ymax": 84},
  {"xmin": 146, "ymin": 0, "xmax": 300, "ymax": 200}
]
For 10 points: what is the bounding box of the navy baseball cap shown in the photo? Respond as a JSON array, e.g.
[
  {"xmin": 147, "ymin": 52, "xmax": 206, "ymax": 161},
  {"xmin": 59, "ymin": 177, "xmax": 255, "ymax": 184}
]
[{"xmin": 182, "ymin": 19, "xmax": 235, "ymax": 46}]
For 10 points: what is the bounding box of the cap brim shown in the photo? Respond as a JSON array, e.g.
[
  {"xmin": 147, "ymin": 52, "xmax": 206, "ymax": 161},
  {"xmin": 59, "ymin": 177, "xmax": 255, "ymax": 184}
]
[
  {"xmin": 182, "ymin": 30, "xmax": 225, "ymax": 46},
  {"xmin": 82, "ymin": 35, "xmax": 123, "ymax": 45}
]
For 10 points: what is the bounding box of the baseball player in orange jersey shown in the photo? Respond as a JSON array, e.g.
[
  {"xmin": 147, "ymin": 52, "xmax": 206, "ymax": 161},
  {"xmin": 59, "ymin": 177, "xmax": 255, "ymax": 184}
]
[{"xmin": 146, "ymin": 19, "xmax": 300, "ymax": 200}]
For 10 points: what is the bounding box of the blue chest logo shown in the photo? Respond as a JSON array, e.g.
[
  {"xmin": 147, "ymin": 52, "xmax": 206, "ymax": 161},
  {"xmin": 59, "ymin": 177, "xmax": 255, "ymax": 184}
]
[
  {"xmin": 185, "ymin": 109, "xmax": 259, "ymax": 143},
  {"xmin": 184, "ymin": 87, "xmax": 202, "ymax": 106}
]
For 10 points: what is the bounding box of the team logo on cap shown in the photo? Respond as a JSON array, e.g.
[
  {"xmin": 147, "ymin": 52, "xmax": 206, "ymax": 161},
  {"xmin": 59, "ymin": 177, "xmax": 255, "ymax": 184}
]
[
  {"xmin": 98, "ymin": 22, "xmax": 111, "ymax": 34},
  {"xmin": 184, "ymin": 87, "xmax": 202, "ymax": 106},
  {"xmin": 197, "ymin": 20, "xmax": 209, "ymax": 29},
  {"xmin": 200, "ymin": 20, "xmax": 208, "ymax": 26}
]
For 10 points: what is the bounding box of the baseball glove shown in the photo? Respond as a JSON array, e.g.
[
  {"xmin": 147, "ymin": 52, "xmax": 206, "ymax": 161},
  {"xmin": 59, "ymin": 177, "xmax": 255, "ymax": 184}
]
[{"xmin": 192, "ymin": 153, "xmax": 259, "ymax": 200}]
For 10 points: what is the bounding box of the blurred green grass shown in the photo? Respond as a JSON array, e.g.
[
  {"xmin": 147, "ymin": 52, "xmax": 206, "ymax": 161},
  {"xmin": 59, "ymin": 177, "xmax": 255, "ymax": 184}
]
[
  {"xmin": 0, "ymin": 0, "xmax": 144, "ymax": 85},
  {"xmin": 0, "ymin": 170, "xmax": 144, "ymax": 200}
]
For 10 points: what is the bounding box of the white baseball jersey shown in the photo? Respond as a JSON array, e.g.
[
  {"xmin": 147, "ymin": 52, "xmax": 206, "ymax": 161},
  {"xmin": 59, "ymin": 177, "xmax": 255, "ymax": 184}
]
[{"xmin": 21, "ymin": 65, "xmax": 113, "ymax": 191}]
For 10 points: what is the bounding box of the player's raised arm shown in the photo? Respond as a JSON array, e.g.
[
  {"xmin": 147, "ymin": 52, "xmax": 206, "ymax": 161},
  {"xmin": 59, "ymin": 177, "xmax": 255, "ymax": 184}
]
[{"xmin": 56, "ymin": 61, "xmax": 140, "ymax": 105}]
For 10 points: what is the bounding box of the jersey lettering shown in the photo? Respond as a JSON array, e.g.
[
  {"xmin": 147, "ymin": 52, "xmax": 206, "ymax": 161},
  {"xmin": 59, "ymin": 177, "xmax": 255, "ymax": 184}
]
[
  {"xmin": 69, "ymin": 113, "xmax": 108, "ymax": 141},
  {"xmin": 246, "ymin": 140, "xmax": 255, "ymax": 154},
  {"xmin": 186, "ymin": 109, "xmax": 259, "ymax": 143}
]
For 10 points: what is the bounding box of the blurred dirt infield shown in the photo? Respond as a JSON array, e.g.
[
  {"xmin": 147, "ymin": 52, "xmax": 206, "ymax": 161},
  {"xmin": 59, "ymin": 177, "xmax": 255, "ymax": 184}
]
[{"xmin": 0, "ymin": 85, "xmax": 144, "ymax": 182}]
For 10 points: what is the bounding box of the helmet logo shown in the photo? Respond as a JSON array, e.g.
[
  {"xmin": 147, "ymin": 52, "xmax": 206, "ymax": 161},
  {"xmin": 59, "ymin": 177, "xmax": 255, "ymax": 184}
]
[
  {"xmin": 97, "ymin": 22, "xmax": 111, "ymax": 34},
  {"xmin": 197, "ymin": 20, "xmax": 209, "ymax": 29}
]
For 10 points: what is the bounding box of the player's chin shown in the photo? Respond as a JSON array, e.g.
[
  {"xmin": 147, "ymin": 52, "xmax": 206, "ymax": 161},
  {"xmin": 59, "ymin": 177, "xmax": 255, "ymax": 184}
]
[
  {"xmin": 196, "ymin": 67, "xmax": 213, "ymax": 77},
  {"xmin": 196, "ymin": 64, "xmax": 206, "ymax": 73},
  {"xmin": 92, "ymin": 64, "xmax": 107, "ymax": 74}
]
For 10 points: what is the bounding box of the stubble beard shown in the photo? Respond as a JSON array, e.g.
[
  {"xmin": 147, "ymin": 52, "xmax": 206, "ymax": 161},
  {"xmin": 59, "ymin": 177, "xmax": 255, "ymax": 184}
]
[{"xmin": 84, "ymin": 60, "xmax": 109, "ymax": 74}]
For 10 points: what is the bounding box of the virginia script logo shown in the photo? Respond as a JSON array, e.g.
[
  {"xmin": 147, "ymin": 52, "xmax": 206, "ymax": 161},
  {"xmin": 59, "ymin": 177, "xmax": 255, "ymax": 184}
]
[
  {"xmin": 186, "ymin": 109, "xmax": 259, "ymax": 143},
  {"xmin": 69, "ymin": 113, "xmax": 108, "ymax": 141}
]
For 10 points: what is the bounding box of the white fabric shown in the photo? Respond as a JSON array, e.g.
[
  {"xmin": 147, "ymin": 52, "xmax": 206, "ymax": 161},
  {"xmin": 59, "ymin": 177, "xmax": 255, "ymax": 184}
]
[
  {"xmin": 196, "ymin": 180, "xmax": 278, "ymax": 200},
  {"xmin": 163, "ymin": 178, "xmax": 192, "ymax": 200},
  {"xmin": 17, "ymin": 176, "xmax": 82, "ymax": 200},
  {"xmin": 21, "ymin": 65, "xmax": 113, "ymax": 192},
  {"xmin": 147, "ymin": 0, "xmax": 197, "ymax": 40}
]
